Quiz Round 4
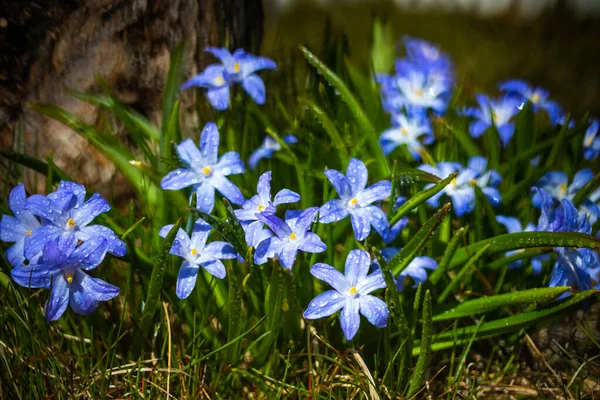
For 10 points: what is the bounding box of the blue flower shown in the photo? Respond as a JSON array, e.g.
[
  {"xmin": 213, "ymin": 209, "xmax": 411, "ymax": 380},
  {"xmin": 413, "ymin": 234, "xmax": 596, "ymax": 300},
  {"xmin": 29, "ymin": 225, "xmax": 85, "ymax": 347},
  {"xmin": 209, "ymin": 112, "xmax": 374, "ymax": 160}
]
[
  {"xmin": 11, "ymin": 237, "xmax": 118, "ymax": 321},
  {"xmin": 319, "ymin": 158, "xmax": 391, "ymax": 241},
  {"xmin": 181, "ymin": 48, "xmax": 276, "ymax": 110},
  {"xmin": 419, "ymin": 157, "xmax": 502, "ymax": 217},
  {"xmin": 161, "ymin": 122, "xmax": 245, "ymax": 213},
  {"xmin": 534, "ymin": 188, "xmax": 599, "ymax": 294},
  {"xmin": 303, "ymin": 249, "xmax": 388, "ymax": 340},
  {"xmin": 386, "ymin": 67, "xmax": 452, "ymax": 114},
  {"xmin": 584, "ymin": 118, "xmax": 600, "ymax": 161},
  {"xmin": 462, "ymin": 94, "xmax": 521, "ymax": 146},
  {"xmin": 373, "ymin": 247, "xmax": 438, "ymax": 291},
  {"xmin": 23, "ymin": 181, "xmax": 126, "ymax": 261},
  {"xmin": 234, "ymin": 171, "xmax": 300, "ymax": 248},
  {"xmin": 402, "ymin": 36, "xmax": 453, "ymax": 74},
  {"xmin": 254, "ymin": 207, "xmax": 326, "ymax": 269},
  {"xmin": 379, "ymin": 109, "xmax": 433, "ymax": 159},
  {"xmin": 159, "ymin": 219, "xmax": 237, "ymax": 299},
  {"xmin": 0, "ymin": 184, "xmax": 41, "ymax": 267},
  {"xmin": 496, "ymin": 215, "xmax": 548, "ymax": 274},
  {"xmin": 499, "ymin": 80, "xmax": 563, "ymax": 124},
  {"xmin": 248, "ymin": 134, "xmax": 298, "ymax": 170}
]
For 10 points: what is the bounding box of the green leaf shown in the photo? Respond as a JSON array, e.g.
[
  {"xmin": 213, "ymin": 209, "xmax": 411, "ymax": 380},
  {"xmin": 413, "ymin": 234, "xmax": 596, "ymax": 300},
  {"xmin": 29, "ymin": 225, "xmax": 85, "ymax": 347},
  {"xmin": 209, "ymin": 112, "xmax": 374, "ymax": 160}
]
[
  {"xmin": 432, "ymin": 286, "xmax": 570, "ymax": 321},
  {"xmin": 429, "ymin": 227, "xmax": 467, "ymax": 284},
  {"xmin": 444, "ymin": 121, "xmax": 480, "ymax": 158},
  {"xmin": 448, "ymin": 232, "xmax": 600, "ymax": 270},
  {"xmin": 140, "ymin": 218, "xmax": 182, "ymax": 335},
  {"xmin": 394, "ymin": 169, "xmax": 442, "ymax": 186},
  {"xmin": 437, "ymin": 243, "xmax": 490, "ymax": 304},
  {"xmin": 161, "ymin": 42, "xmax": 186, "ymax": 151},
  {"xmin": 299, "ymin": 45, "xmax": 389, "ymax": 176},
  {"xmin": 407, "ymin": 290, "xmax": 432, "ymax": 398},
  {"xmin": 371, "ymin": 18, "xmax": 395, "ymax": 74},
  {"xmin": 0, "ymin": 151, "xmax": 66, "ymax": 183},
  {"xmin": 389, "ymin": 203, "xmax": 452, "ymax": 276},
  {"xmin": 389, "ymin": 173, "xmax": 456, "ymax": 226},
  {"xmin": 226, "ymin": 262, "xmax": 244, "ymax": 364},
  {"xmin": 299, "ymin": 97, "xmax": 349, "ymax": 164}
]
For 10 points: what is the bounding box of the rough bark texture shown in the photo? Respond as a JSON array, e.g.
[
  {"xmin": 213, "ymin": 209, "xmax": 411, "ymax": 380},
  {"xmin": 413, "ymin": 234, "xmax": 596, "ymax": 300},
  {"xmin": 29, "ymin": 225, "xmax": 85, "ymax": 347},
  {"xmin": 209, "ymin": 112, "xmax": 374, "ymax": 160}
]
[{"xmin": 0, "ymin": 0, "xmax": 263, "ymax": 197}]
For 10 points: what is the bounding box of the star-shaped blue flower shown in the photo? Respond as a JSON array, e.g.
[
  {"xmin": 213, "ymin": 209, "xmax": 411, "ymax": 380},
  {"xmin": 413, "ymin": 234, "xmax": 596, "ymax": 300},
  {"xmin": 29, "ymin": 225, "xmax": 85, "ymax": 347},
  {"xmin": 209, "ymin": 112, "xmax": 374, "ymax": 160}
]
[
  {"xmin": 303, "ymin": 249, "xmax": 389, "ymax": 340},
  {"xmin": 248, "ymin": 134, "xmax": 298, "ymax": 170},
  {"xmin": 462, "ymin": 94, "xmax": 521, "ymax": 146},
  {"xmin": 499, "ymin": 80, "xmax": 563, "ymax": 125},
  {"xmin": 419, "ymin": 157, "xmax": 502, "ymax": 217},
  {"xmin": 584, "ymin": 118, "xmax": 600, "ymax": 161},
  {"xmin": 181, "ymin": 48, "xmax": 276, "ymax": 110},
  {"xmin": 11, "ymin": 237, "xmax": 118, "ymax": 321},
  {"xmin": 379, "ymin": 109, "xmax": 433, "ymax": 159},
  {"xmin": 254, "ymin": 207, "xmax": 326, "ymax": 269},
  {"xmin": 234, "ymin": 171, "xmax": 300, "ymax": 248},
  {"xmin": 23, "ymin": 181, "xmax": 126, "ymax": 261},
  {"xmin": 319, "ymin": 159, "xmax": 391, "ymax": 241},
  {"xmin": 0, "ymin": 184, "xmax": 41, "ymax": 267},
  {"xmin": 402, "ymin": 35, "xmax": 453, "ymax": 74},
  {"xmin": 159, "ymin": 219, "xmax": 237, "ymax": 299},
  {"xmin": 161, "ymin": 122, "xmax": 245, "ymax": 213}
]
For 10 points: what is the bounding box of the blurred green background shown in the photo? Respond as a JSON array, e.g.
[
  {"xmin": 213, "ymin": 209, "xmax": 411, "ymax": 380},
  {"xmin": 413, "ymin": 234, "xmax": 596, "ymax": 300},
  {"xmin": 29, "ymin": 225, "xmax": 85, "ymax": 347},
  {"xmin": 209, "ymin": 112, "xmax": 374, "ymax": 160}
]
[{"xmin": 261, "ymin": 0, "xmax": 600, "ymax": 117}]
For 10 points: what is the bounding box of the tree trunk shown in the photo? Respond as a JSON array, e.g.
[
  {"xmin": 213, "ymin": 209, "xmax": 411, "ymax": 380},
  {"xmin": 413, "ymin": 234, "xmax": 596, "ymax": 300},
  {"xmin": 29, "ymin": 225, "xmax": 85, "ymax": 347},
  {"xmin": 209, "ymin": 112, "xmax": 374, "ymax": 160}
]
[{"xmin": 0, "ymin": 0, "xmax": 263, "ymax": 198}]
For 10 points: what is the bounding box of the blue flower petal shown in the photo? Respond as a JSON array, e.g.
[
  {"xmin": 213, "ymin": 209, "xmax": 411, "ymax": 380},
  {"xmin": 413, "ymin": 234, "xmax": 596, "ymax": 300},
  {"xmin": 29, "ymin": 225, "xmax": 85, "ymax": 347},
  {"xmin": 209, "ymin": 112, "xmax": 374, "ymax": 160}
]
[
  {"xmin": 273, "ymin": 189, "xmax": 300, "ymax": 206},
  {"xmin": 319, "ymin": 200, "xmax": 349, "ymax": 224},
  {"xmin": 298, "ymin": 232, "xmax": 327, "ymax": 253},
  {"xmin": 346, "ymin": 159, "xmax": 368, "ymax": 194},
  {"xmin": 344, "ymin": 249, "xmax": 370, "ymax": 287},
  {"xmin": 206, "ymin": 86, "xmax": 230, "ymax": 110},
  {"xmin": 201, "ymin": 259, "xmax": 227, "ymax": 279},
  {"xmin": 324, "ymin": 169, "xmax": 352, "ymax": 199},
  {"xmin": 358, "ymin": 295, "xmax": 388, "ymax": 328},
  {"xmin": 76, "ymin": 225, "xmax": 126, "ymax": 257},
  {"xmin": 340, "ymin": 298, "xmax": 360, "ymax": 340},
  {"xmin": 74, "ymin": 268, "xmax": 119, "ymax": 301},
  {"xmin": 303, "ymin": 290, "xmax": 345, "ymax": 320},
  {"xmin": 25, "ymin": 195, "xmax": 69, "ymax": 227},
  {"xmin": 257, "ymin": 214, "xmax": 292, "ymax": 239},
  {"xmin": 241, "ymin": 74, "xmax": 266, "ymax": 104},
  {"xmin": 209, "ymin": 174, "xmax": 244, "ymax": 205},
  {"xmin": 309, "ymin": 263, "xmax": 350, "ymax": 293},
  {"xmin": 45, "ymin": 274, "xmax": 70, "ymax": 322},
  {"xmin": 11, "ymin": 264, "xmax": 57, "ymax": 288},
  {"xmin": 160, "ymin": 168, "xmax": 201, "ymax": 190},
  {"xmin": 73, "ymin": 193, "xmax": 110, "ymax": 227},
  {"xmin": 194, "ymin": 183, "xmax": 216, "ymax": 214},
  {"xmin": 176, "ymin": 260, "xmax": 200, "ymax": 299}
]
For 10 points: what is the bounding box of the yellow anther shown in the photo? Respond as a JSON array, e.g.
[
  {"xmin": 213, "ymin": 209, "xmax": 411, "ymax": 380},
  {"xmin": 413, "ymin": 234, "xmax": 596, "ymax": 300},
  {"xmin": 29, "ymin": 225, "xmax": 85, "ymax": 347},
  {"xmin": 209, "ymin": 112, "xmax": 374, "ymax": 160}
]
[
  {"xmin": 215, "ymin": 76, "xmax": 224, "ymax": 85},
  {"xmin": 257, "ymin": 204, "xmax": 265, "ymax": 212},
  {"xmin": 348, "ymin": 287, "xmax": 357, "ymax": 295},
  {"xmin": 400, "ymin": 128, "xmax": 408, "ymax": 135},
  {"xmin": 350, "ymin": 198, "xmax": 358, "ymax": 206},
  {"xmin": 531, "ymin": 93, "xmax": 540, "ymax": 104},
  {"xmin": 559, "ymin": 183, "xmax": 567, "ymax": 194},
  {"xmin": 415, "ymin": 89, "xmax": 423, "ymax": 96},
  {"xmin": 67, "ymin": 218, "xmax": 76, "ymax": 228},
  {"xmin": 203, "ymin": 166, "xmax": 212, "ymax": 175},
  {"xmin": 26, "ymin": 230, "xmax": 32, "ymax": 236},
  {"xmin": 585, "ymin": 135, "xmax": 594, "ymax": 146},
  {"xmin": 191, "ymin": 248, "xmax": 197, "ymax": 256},
  {"xmin": 289, "ymin": 232, "xmax": 297, "ymax": 240},
  {"xmin": 471, "ymin": 179, "xmax": 477, "ymax": 185},
  {"xmin": 233, "ymin": 63, "xmax": 240, "ymax": 73},
  {"xmin": 451, "ymin": 178, "xmax": 457, "ymax": 185},
  {"xmin": 65, "ymin": 272, "xmax": 73, "ymax": 283}
]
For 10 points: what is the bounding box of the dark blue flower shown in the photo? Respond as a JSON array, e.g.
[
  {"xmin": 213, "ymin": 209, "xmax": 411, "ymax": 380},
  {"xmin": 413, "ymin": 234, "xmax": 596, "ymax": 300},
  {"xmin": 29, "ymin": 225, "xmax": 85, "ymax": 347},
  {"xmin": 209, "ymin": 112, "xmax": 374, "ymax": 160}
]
[
  {"xmin": 0, "ymin": 184, "xmax": 41, "ymax": 267},
  {"xmin": 533, "ymin": 188, "xmax": 599, "ymax": 294},
  {"xmin": 303, "ymin": 249, "xmax": 388, "ymax": 340},
  {"xmin": 419, "ymin": 157, "xmax": 502, "ymax": 217},
  {"xmin": 254, "ymin": 207, "xmax": 326, "ymax": 269},
  {"xmin": 319, "ymin": 158, "xmax": 391, "ymax": 241},
  {"xmin": 248, "ymin": 134, "xmax": 298, "ymax": 170},
  {"xmin": 462, "ymin": 94, "xmax": 521, "ymax": 146},
  {"xmin": 181, "ymin": 48, "xmax": 276, "ymax": 110},
  {"xmin": 161, "ymin": 122, "xmax": 245, "ymax": 213},
  {"xmin": 584, "ymin": 118, "xmax": 600, "ymax": 161},
  {"xmin": 499, "ymin": 80, "xmax": 563, "ymax": 125},
  {"xmin": 11, "ymin": 237, "xmax": 118, "ymax": 321},
  {"xmin": 234, "ymin": 171, "xmax": 300, "ymax": 248},
  {"xmin": 23, "ymin": 181, "xmax": 125, "ymax": 261},
  {"xmin": 159, "ymin": 219, "xmax": 237, "ymax": 299}
]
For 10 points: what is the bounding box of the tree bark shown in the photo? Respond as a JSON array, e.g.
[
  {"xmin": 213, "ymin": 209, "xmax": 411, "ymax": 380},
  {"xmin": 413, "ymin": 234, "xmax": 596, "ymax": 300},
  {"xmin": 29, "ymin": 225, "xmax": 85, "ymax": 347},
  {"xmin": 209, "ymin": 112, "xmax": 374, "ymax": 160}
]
[{"xmin": 0, "ymin": 0, "xmax": 263, "ymax": 198}]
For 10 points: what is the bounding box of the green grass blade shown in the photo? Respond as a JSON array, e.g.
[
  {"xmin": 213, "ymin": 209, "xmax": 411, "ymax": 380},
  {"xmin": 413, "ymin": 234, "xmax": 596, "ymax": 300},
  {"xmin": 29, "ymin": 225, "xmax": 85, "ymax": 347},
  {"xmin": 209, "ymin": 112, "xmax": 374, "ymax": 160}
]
[
  {"xmin": 139, "ymin": 218, "xmax": 182, "ymax": 335},
  {"xmin": 572, "ymin": 172, "xmax": 600, "ymax": 206},
  {"xmin": 395, "ymin": 168, "xmax": 442, "ymax": 186},
  {"xmin": 407, "ymin": 290, "xmax": 433, "ymax": 398},
  {"xmin": 433, "ymin": 286, "xmax": 570, "ymax": 321},
  {"xmin": 448, "ymin": 232, "xmax": 600, "ymax": 270},
  {"xmin": 389, "ymin": 203, "xmax": 452, "ymax": 276},
  {"xmin": 299, "ymin": 45, "xmax": 389, "ymax": 176},
  {"xmin": 437, "ymin": 243, "xmax": 490, "ymax": 304},
  {"xmin": 389, "ymin": 173, "xmax": 456, "ymax": 226},
  {"xmin": 429, "ymin": 226, "xmax": 467, "ymax": 284}
]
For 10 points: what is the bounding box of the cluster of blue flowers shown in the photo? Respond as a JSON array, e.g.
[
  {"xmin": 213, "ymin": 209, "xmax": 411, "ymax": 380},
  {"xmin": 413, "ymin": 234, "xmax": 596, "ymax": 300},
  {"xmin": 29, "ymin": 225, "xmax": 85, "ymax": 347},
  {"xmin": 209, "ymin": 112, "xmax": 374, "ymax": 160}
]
[
  {"xmin": 2, "ymin": 42, "xmax": 598, "ymax": 342},
  {"xmin": 1, "ymin": 182, "xmax": 125, "ymax": 321}
]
